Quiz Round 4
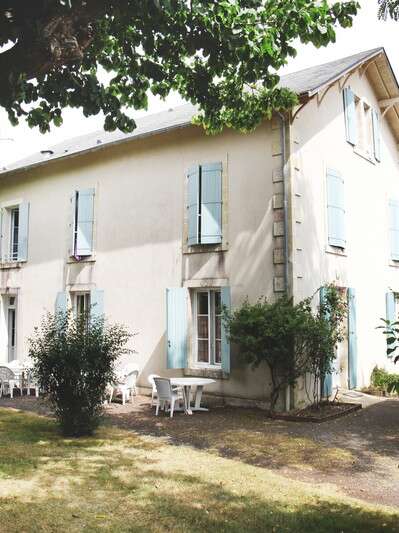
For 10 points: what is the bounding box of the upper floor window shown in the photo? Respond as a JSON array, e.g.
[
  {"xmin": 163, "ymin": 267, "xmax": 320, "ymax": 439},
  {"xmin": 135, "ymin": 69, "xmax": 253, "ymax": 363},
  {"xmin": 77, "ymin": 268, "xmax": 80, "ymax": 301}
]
[
  {"xmin": 71, "ymin": 188, "xmax": 95, "ymax": 259},
  {"xmin": 10, "ymin": 207, "xmax": 19, "ymax": 261},
  {"xmin": 187, "ymin": 162, "xmax": 222, "ymax": 246},
  {"xmin": 0, "ymin": 202, "xmax": 29, "ymax": 263},
  {"xmin": 343, "ymin": 87, "xmax": 381, "ymax": 162}
]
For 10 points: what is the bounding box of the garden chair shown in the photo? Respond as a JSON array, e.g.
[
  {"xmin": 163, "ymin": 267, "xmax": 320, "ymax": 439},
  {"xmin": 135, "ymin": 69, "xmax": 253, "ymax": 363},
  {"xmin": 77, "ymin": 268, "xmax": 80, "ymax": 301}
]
[
  {"xmin": 110, "ymin": 369, "xmax": 139, "ymax": 405},
  {"xmin": 148, "ymin": 373, "xmax": 160, "ymax": 406},
  {"xmin": 26, "ymin": 370, "xmax": 40, "ymax": 397},
  {"xmin": 153, "ymin": 377, "xmax": 183, "ymax": 418},
  {"xmin": 148, "ymin": 374, "xmax": 184, "ymax": 407},
  {"xmin": 0, "ymin": 366, "xmax": 21, "ymax": 398}
]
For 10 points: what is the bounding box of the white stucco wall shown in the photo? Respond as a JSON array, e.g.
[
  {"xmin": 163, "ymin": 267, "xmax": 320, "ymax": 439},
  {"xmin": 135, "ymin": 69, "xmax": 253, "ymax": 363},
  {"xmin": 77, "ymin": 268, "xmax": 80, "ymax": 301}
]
[
  {"xmin": 0, "ymin": 122, "xmax": 277, "ymax": 401},
  {"xmin": 291, "ymin": 68, "xmax": 399, "ymax": 389}
]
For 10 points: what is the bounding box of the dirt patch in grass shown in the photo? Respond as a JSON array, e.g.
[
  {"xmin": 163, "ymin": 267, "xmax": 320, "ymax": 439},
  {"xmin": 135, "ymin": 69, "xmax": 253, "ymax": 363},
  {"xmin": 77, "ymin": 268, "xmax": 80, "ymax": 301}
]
[{"xmin": 0, "ymin": 407, "xmax": 398, "ymax": 533}]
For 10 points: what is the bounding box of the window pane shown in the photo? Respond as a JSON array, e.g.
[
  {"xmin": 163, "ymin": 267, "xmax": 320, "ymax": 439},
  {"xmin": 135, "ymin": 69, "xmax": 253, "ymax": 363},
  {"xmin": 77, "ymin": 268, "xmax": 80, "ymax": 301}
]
[
  {"xmin": 215, "ymin": 316, "xmax": 221, "ymax": 340},
  {"xmin": 198, "ymin": 292, "xmax": 208, "ymax": 315},
  {"xmin": 197, "ymin": 339, "xmax": 209, "ymax": 363},
  {"xmin": 215, "ymin": 340, "xmax": 221, "ymax": 364},
  {"xmin": 215, "ymin": 291, "xmax": 221, "ymax": 314},
  {"xmin": 197, "ymin": 315, "xmax": 209, "ymax": 339}
]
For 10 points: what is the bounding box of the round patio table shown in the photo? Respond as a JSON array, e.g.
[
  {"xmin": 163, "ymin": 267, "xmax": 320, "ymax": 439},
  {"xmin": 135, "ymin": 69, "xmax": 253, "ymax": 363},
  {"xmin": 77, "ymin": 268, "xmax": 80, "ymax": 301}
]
[{"xmin": 170, "ymin": 377, "xmax": 215, "ymax": 415}]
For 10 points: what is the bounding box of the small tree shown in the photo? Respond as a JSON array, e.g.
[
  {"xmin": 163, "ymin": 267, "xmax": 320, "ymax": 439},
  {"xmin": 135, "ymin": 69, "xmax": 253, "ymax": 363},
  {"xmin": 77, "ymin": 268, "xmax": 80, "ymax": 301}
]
[
  {"xmin": 29, "ymin": 310, "xmax": 131, "ymax": 437},
  {"xmin": 224, "ymin": 296, "xmax": 315, "ymax": 411},
  {"xmin": 306, "ymin": 284, "xmax": 348, "ymax": 407},
  {"xmin": 377, "ymin": 317, "xmax": 399, "ymax": 393}
]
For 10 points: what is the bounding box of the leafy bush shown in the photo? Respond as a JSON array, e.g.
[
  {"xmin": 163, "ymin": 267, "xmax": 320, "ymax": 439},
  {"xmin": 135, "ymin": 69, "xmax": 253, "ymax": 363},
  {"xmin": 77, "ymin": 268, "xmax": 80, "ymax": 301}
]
[
  {"xmin": 370, "ymin": 366, "xmax": 399, "ymax": 395},
  {"xmin": 224, "ymin": 296, "xmax": 318, "ymax": 410},
  {"xmin": 378, "ymin": 318, "xmax": 399, "ymax": 365},
  {"xmin": 224, "ymin": 286, "xmax": 347, "ymax": 411},
  {"xmin": 29, "ymin": 310, "xmax": 131, "ymax": 437}
]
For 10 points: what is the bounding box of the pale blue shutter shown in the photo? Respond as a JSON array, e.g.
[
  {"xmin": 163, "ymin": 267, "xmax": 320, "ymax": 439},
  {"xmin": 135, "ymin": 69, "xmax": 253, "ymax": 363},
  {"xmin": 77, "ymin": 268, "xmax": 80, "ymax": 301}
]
[
  {"xmin": 90, "ymin": 289, "xmax": 104, "ymax": 321},
  {"xmin": 221, "ymin": 286, "xmax": 231, "ymax": 373},
  {"xmin": 320, "ymin": 287, "xmax": 333, "ymax": 397},
  {"xmin": 166, "ymin": 288, "xmax": 188, "ymax": 369},
  {"xmin": 327, "ymin": 169, "xmax": 345, "ymax": 248},
  {"xmin": 187, "ymin": 167, "xmax": 200, "ymax": 246},
  {"xmin": 201, "ymin": 162, "xmax": 222, "ymax": 245},
  {"xmin": 348, "ymin": 288, "xmax": 358, "ymax": 389},
  {"xmin": 55, "ymin": 292, "xmax": 68, "ymax": 315},
  {"xmin": 75, "ymin": 189, "xmax": 95, "ymax": 256},
  {"xmin": 372, "ymin": 109, "xmax": 381, "ymax": 162},
  {"xmin": 17, "ymin": 202, "xmax": 29, "ymax": 262},
  {"xmin": 343, "ymin": 87, "xmax": 357, "ymax": 145},
  {"xmin": 386, "ymin": 291, "xmax": 396, "ymax": 323},
  {"xmin": 389, "ymin": 200, "xmax": 399, "ymax": 261}
]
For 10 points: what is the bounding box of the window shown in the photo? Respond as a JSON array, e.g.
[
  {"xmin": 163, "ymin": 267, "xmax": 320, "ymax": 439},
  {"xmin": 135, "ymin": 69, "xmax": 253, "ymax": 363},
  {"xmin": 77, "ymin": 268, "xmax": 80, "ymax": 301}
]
[
  {"xmin": 343, "ymin": 87, "xmax": 381, "ymax": 162},
  {"xmin": 0, "ymin": 202, "xmax": 29, "ymax": 263},
  {"xmin": 73, "ymin": 292, "xmax": 91, "ymax": 321},
  {"xmin": 7, "ymin": 296, "xmax": 17, "ymax": 362},
  {"xmin": 187, "ymin": 162, "xmax": 222, "ymax": 246},
  {"xmin": 355, "ymin": 97, "xmax": 373, "ymax": 157},
  {"xmin": 72, "ymin": 189, "xmax": 95, "ymax": 258},
  {"xmin": 194, "ymin": 289, "xmax": 222, "ymax": 366},
  {"xmin": 10, "ymin": 207, "xmax": 19, "ymax": 261}
]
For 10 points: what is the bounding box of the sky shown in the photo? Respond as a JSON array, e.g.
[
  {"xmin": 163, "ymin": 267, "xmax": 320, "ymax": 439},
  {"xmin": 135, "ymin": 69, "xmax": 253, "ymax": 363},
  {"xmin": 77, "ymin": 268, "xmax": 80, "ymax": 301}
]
[{"xmin": 0, "ymin": 0, "xmax": 398, "ymax": 166}]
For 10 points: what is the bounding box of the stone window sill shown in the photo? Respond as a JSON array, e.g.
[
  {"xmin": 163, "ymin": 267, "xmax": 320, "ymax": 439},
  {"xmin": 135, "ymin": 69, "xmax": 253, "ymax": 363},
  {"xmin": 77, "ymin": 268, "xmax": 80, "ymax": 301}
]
[
  {"xmin": 325, "ymin": 246, "xmax": 347, "ymax": 257},
  {"xmin": 0, "ymin": 261, "xmax": 25, "ymax": 270},
  {"xmin": 184, "ymin": 367, "xmax": 229, "ymax": 380},
  {"xmin": 353, "ymin": 147, "xmax": 376, "ymax": 165},
  {"xmin": 67, "ymin": 256, "xmax": 96, "ymax": 264},
  {"xmin": 183, "ymin": 243, "xmax": 228, "ymax": 255}
]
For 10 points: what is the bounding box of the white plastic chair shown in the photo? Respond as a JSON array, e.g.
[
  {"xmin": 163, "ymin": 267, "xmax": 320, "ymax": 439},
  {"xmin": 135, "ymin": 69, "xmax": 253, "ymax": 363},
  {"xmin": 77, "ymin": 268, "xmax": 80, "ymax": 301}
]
[
  {"xmin": 153, "ymin": 377, "xmax": 182, "ymax": 418},
  {"xmin": 26, "ymin": 370, "xmax": 39, "ymax": 397},
  {"xmin": 0, "ymin": 366, "xmax": 21, "ymax": 398},
  {"xmin": 110, "ymin": 370, "xmax": 139, "ymax": 405},
  {"xmin": 148, "ymin": 374, "xmax": 160, "ymax": 406}
]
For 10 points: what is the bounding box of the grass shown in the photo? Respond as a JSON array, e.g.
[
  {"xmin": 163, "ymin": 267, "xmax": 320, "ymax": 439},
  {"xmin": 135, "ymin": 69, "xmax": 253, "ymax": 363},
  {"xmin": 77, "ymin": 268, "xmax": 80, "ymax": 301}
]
[{"xmin": 0, "ymin": 407, "xmax": 397, "ymax": 532}]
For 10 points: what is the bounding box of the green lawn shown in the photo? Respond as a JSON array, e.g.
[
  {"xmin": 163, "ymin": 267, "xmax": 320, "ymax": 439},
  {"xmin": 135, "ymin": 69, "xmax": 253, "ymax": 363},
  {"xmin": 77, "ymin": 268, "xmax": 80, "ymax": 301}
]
[{"xmin": 0, "ymin": 408, "xmax": 397, "ymax": 532}]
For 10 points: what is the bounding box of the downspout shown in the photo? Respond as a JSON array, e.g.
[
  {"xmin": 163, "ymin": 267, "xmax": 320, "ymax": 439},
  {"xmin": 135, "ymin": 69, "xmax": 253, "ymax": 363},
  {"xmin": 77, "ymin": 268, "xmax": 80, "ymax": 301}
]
[
  {"xmin": 276, "ymin": 111, "xmax": 293, "ymax": 411},
  {"xmin": 276, "ymin": 112, "xmax": 290, "ymax": 295}
]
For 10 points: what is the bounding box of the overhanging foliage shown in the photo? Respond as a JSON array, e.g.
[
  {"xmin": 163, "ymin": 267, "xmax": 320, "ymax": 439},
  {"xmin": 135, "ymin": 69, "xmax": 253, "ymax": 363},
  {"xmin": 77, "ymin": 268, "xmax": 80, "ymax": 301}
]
[{"xmin": 0, "ymin": 0, "xmax": 359, "ymax": 133}]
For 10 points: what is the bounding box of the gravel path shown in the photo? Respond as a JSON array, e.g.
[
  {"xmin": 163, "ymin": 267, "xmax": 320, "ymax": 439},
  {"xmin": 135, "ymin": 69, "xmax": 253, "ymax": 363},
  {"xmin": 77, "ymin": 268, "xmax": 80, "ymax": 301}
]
[{"xmin": 1, "ymin": 393, "xmax": 398, "ymax": 508}]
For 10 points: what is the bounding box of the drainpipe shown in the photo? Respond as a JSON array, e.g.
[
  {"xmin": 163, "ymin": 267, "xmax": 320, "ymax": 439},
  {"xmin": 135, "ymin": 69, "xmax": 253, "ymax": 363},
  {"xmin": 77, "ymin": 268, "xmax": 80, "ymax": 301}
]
[
  {"xmin": 276, "ymin": 112, "xmax": 294, "ymax": 412},
  {"xmin": 276, "ymin": 112, "xmax": 289, "ymax": 295}
]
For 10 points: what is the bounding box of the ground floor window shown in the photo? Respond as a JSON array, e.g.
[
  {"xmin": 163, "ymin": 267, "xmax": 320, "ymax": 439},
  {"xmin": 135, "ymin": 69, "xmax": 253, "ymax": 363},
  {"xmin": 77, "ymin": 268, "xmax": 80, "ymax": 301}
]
[
  {"xmin": 194, "ymin": 289, "xmax": 222, "ymax": 366},
  {"xmin": 73, "ymin": 292, "xmax": 91, "ymax": 321},
  {"xmin": 7, "ymin": 295, "xmax": 17, "ymax": 362}
]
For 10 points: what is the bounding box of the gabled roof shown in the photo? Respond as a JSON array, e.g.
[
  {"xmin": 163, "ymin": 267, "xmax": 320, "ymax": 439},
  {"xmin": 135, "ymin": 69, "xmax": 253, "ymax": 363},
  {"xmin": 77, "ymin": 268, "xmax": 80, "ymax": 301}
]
[
  {"xmin": 279, "ymin": 48, "xmax": 386, "ymax": 96},
  {"xmin": 1, "ymin": 47, "xmax": 398, "ymax": 177}
]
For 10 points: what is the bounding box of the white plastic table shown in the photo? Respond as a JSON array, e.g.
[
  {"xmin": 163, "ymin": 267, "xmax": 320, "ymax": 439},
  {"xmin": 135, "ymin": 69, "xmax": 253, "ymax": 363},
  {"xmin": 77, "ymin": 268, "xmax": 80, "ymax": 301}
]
[{"xmin": 170, "ymin": 377, "xmax": 215, "ymax": 415}]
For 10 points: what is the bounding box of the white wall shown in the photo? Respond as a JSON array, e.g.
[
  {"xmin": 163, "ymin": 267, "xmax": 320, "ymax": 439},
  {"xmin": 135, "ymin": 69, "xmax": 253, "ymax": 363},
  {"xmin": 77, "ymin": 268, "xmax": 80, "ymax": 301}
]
[
  {"xmin": 0, "ymin": 123, "xmax": 278, "ymax": 401},
  {"xmin": 292, "ymin": 68, "xmax": 399, "ymax": 387}
]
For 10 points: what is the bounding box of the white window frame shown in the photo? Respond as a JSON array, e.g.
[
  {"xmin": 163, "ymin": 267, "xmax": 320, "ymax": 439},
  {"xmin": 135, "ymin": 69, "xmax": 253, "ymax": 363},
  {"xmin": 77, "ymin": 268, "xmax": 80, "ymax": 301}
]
[
  {"xmin": 1, "ymin": 204, "xmax": 21, "ymax": 263},
  {"xmin": 193, "ymin": 288, "xmax": 222, "ymax": 368},
  {"xmin": 6, "ymin": 295, "xmax": 17, "ymax": 362},
  {"xmin": 353, "ymin": 96, "xmax": 375, "ymax": 162},
  {"xmin": 10, "ymin": 207, "xmax": 20, "ymax": 261},
  {"xmin": 73, "ymin": 292, "xmax": 91, "ymax": 320}
]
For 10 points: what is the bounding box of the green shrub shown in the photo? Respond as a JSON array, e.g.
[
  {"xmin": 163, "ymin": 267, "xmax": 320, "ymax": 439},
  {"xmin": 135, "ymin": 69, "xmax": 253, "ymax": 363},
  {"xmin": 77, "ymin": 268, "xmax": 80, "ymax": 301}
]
[
  {"xmin": 29, "ymin": 310, "xmax": 131, "ymax": 437},
  {"xmin": 370, "ymin": 366, "xmax": 399, "ymax": 395},
  {"xmin": 223, "ymin": 286, "xmax": 347, "ymax": 411}
]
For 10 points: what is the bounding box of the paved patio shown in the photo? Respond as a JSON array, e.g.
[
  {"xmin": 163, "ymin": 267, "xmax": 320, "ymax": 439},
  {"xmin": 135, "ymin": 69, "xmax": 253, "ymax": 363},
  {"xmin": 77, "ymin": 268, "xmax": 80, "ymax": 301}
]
[{"xmin": 1, "ymin": 392, "xmax": 398, "ymax": 508}]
